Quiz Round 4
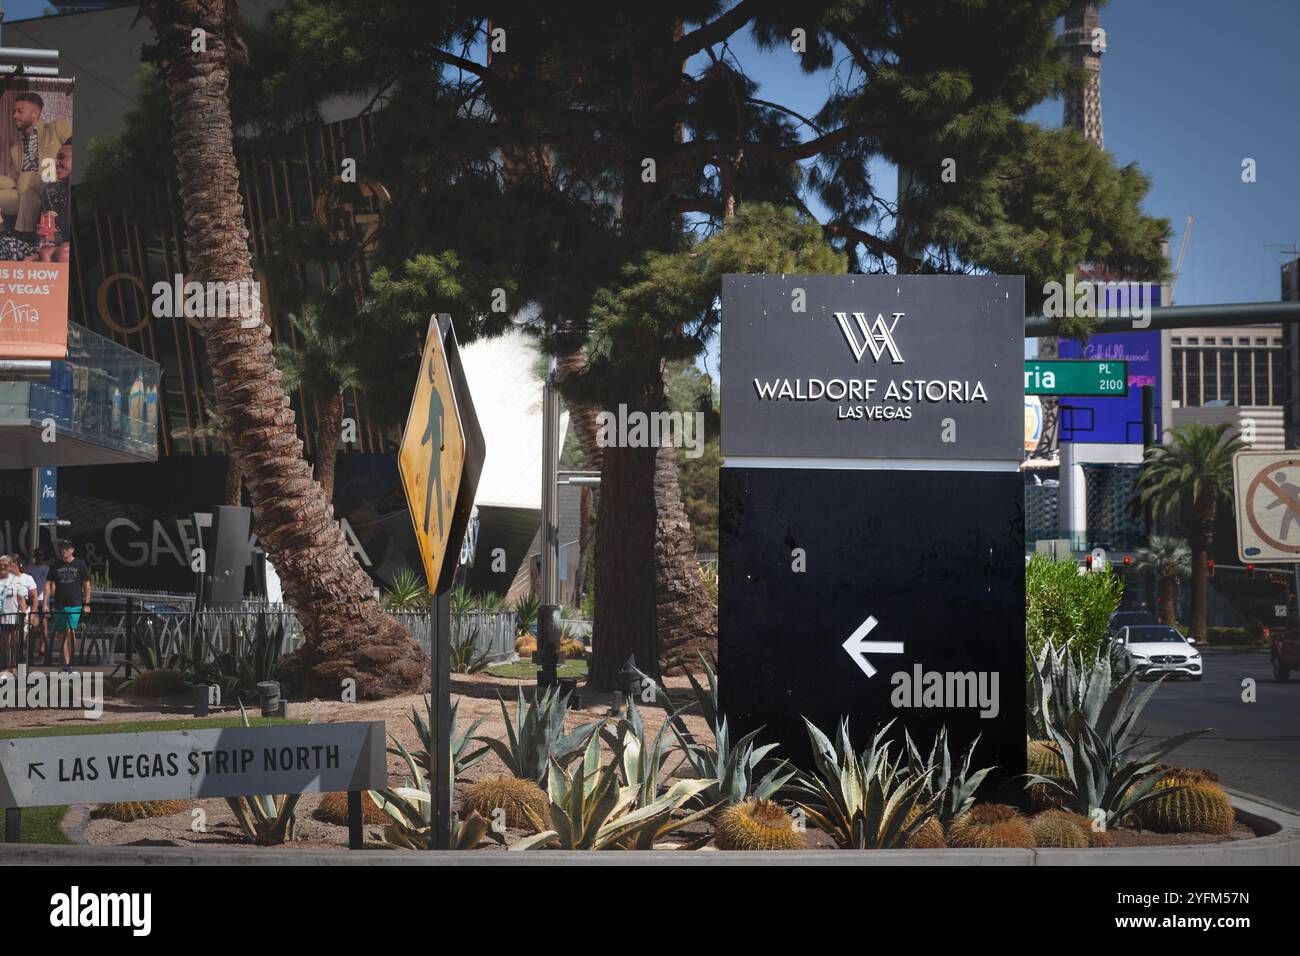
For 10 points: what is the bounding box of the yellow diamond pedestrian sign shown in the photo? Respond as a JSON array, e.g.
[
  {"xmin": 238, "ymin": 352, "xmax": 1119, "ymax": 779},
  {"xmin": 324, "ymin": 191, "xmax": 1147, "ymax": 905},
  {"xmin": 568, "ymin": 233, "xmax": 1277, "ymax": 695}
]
[{"xmin": 398, "ymin": 315, "xmax": 482, "ymax": 594}]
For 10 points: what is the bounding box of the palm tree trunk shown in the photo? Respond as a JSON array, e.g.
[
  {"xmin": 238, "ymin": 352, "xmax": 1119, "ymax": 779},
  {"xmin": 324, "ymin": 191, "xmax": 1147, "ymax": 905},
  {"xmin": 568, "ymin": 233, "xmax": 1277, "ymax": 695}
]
[
  {"xmin": 1189, "ymin": 548, "xmax": 1208, "ymax": 641},
  {"xmin": 315, "ymin": 391, "xmax": 344, "ymax": 503},
  {"xmin": 1189, "ymin": 496, "xmax": 1217, "ymax": 642},
  {"xmin": 653, "ymin": 432, "xmax": 716, "ymax": 672},
  {"xmin": 555, "ymin": 349, "xmax": 601, "ymax": 608},
  {"xmin": 1157, "ymin": 570, "xmax": 1178, "ymax": 625},
  {"xmin": 144, "ymin": 0, "xmax": 424, "ymax": 698},
  {"xmin": 224, "ymin": 455, "xmax": 242, "ymax": 507}
]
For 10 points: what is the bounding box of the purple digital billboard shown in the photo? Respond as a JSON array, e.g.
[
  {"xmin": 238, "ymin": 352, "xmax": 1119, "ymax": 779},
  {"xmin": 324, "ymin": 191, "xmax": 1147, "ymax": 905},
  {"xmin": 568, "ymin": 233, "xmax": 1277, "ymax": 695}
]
[{"xmin": 1057, "ymin": 330, "xmax": 1161, "ymax": 444}]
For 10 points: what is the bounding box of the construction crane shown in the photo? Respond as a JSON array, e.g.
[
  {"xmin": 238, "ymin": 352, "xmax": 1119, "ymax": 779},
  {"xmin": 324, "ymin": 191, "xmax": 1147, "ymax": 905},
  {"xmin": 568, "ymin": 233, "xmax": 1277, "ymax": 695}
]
[{"xmin": 1168, "ymin": 214, "xmax": 1193, "ymax": 304}]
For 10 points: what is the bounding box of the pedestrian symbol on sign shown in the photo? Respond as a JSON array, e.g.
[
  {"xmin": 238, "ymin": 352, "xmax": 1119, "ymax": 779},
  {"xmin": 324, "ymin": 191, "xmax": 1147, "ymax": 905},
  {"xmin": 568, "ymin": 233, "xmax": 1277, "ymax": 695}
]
[
  {"xmin": 421, "ymin": 354, "xmax": 446, "ymax": 542},
  {"xmin": 1263, "ymin": 471, "xmax": 1300, "ymax": 541},
  {"xmin": 1233, "ymin": 452, "xmax": 1300, "ymax": 562}
]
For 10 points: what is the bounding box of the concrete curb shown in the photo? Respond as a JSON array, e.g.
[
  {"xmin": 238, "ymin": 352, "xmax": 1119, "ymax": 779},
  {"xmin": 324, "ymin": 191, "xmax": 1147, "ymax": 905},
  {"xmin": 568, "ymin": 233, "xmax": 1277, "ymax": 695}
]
[{"xmin": 4, "ymin": 794, "xmax": 1296, "ymax": 866}]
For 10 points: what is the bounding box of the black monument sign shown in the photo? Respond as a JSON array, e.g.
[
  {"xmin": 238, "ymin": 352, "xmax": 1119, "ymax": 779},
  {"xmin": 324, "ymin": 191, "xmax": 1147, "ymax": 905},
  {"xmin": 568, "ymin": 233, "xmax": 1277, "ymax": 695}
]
[{"xmin": 719, "ymin": 274, "xmax": 1026, "ymax": 777}]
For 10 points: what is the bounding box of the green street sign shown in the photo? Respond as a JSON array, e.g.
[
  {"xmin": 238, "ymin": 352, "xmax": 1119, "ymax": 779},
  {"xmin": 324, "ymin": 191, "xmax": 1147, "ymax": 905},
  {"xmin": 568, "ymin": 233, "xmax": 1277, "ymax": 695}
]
[{"xmin": 1024, "ymin": 359, "xmax": 1128, "ymax": 396}]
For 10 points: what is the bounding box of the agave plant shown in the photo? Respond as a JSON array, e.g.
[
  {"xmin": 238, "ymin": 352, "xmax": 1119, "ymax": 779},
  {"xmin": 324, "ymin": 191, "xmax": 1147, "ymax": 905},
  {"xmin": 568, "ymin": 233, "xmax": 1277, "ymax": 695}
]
[
  {"xmin": 791, "ymin": 718, "xmax": 934, "ymax": 849},
  {"xmin": 633, "ymin": 652, "xmax": 718, "ymax": 741},
  {"xmin": 598, "ymin": 699, "xmax": 688, "ymax": 805},
  {"xmin": 384, "ymin": 568, "xmax": 429, "ymax": 608},
  {"xmin": 1026, "ymin": 666, "xmax": 1210, "ymax": 828},
  {"xmin": 225, "ymin": 702, "xmax": 303, "ymax": 845},
  {"xmin": 476, "ymin": 590, "xmax": 506, "ymax": 612},
  {"xmin": 450, "ymin": 628, "xmax": 492, "ymax": 674},
  {"xmin": 511, "ymin": 593, "xmax": 540, "ymax": 637},
  {"xmin": 510, "ymin": 732, "xmax": 717, "ymax": 850},
  {"xmin": 1028, "ymin": 640, "xmax": 1132, "ymax": 740},
  {"xmin": 450, "ymin": 585, "xmax": 475, "ymax": 616},
  {"xmin": 473, "ymin": 685, "xmax": 603, "ymax": 785},
  {"xmin": 634, "ymin": 653, "xmax": 791, "ymax": 808},
  {"xmin": 392, "ymin": 695, "xmax": 488, "ymax": 784},
  {"xmin": 904, "ymin": 726, "xmax": 994, "ymax": 828},
  {"xmin": 209, "ymin": 612, "xmax": 301, "ymax": 703},
  {"xmin": 370, "ymin": 736, "xmax": 503, "ymax": 850},
  {"xmin": 673, "ymin": 717, "xmax": 794, "ymax": 810}
]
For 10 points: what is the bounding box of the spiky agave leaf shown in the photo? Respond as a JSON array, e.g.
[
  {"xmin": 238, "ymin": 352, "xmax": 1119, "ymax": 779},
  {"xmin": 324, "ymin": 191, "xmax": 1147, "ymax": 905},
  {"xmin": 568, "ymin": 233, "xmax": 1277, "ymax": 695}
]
[
  {"xmin": 673, "ymin": 716, "xmax": 794, "ymax": 809},
  {"xmin": 905, "ymin": 726, "xmax": 995, "ymax": 827},
  {"xmin": 473, "ymin": 685, "xmax": 602, "ymax": 785},
  {"xmin": 512, "ymin": 732, "xmax": 718, "ymax": 850},
  {"xmin": 1027, "ymin": 669, "xmax": 1210, "ymax": 827},
  {"xmin": 793, "ymin": 717, "xmax": 934, "ymax": 849}
]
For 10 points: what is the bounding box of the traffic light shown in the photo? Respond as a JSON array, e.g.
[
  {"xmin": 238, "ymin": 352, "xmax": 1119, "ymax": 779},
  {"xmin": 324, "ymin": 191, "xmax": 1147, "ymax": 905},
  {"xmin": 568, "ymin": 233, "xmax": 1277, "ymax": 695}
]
[
  {"xmin": 1122, "ymin": 555, "xmax": 1132, "ymax": 573},
  {"xmin": 1084, "ymin": 555, "xmax": 1093, "ymax": 572},
  {"xmin": 1207, "ymin": 559, "xmax": 1215, "ymax": 577},
  {"xmin": 1247, "ymin": 563, "xmax": 1256, "ymax": 579}
]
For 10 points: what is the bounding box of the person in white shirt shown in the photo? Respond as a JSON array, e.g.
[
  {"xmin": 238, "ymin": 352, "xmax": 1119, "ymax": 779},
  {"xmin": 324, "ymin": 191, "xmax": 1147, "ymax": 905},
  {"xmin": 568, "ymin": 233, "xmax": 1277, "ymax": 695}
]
[
  {"xmin": 0, "ymin": 554, "xmax": 29, "ymax": 681},
  {"xmin": 13, "ymin": 554, "xmax": 38, "ymax": 668}
]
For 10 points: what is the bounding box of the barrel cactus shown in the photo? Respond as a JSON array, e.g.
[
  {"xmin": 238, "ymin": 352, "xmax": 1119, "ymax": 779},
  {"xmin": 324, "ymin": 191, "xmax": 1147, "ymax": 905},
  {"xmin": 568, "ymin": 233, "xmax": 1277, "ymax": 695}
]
[
  {"xmin": 903, "ymin": 806, "xmax": 946, "ymax": 849},
  {"xmin": 461, "ymin": 775, "xmax": 549, "ymax": 831},
  {"xmin": 313, "ymin": 791, "xmax": 389, "ymax": 826},
  {"xmin": 715, "ymin": 799, "xmax": 806, "ymax": 850},
  {"xmin": 1030, "ymin": 809, "xmax": 1089, "ymax": 848},
  {"xmin": 95, "ymin": 800, "xmax": 189, "ymax": 821},
  {"xmin": 947, "ymin": 803, "xmax": 1035, "ymax": 849},
  {"xmin": 1135, "ymin": 769, "xmax": 1234, "ymax": 834},
  {"xmin": 1026, "ymin": 739, "xmax": 1067, "ymax": 809},
  {"xmin": 130, "ymin": 669, "xmax": 186, "ymax": 698}
]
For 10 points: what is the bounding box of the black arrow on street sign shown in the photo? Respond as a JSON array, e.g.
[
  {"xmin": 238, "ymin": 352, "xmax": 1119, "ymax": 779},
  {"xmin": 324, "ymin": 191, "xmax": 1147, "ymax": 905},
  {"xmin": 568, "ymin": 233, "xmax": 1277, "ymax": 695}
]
[{"xmin": 27, "ymin": 762, "xmax": 44, "ymax": 780}]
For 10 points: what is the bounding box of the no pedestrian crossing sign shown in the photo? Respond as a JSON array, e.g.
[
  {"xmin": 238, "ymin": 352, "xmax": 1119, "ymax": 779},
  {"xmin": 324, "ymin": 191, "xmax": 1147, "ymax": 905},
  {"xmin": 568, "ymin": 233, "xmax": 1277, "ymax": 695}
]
[
  {"xmin": 0, "ymin": 722, "xmax": 387, "ymax": 810},
  {"xmin": 1233, "ymin": 450, "xmax": 1300, "ymax": 562}
]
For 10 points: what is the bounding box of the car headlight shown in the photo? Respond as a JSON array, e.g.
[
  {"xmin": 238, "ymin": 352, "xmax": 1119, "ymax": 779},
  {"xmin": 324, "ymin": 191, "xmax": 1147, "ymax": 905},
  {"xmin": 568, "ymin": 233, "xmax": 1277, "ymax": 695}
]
[
  {"xmin": 1189, "ymin": 652, "xmax": 1200, "ymax": 659},
  {"xmin": 1130, "ymin": 653, "xmax": 1148, "ymax": 661}
]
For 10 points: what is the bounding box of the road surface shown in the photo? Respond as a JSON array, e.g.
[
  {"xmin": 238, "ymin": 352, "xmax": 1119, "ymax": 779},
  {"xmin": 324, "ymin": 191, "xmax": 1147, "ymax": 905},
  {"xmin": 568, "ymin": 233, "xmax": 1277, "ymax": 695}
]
[{"xmin": 1136, "ymin": 649, "xmax": 1299, "ymax": 810}]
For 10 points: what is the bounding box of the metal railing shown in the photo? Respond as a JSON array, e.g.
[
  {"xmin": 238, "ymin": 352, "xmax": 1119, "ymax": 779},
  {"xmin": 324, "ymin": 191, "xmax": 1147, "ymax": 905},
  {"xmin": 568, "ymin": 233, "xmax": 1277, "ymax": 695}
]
[{"xmin": 0, "ymin": 600, "xmax": 517, "ymax": 674}]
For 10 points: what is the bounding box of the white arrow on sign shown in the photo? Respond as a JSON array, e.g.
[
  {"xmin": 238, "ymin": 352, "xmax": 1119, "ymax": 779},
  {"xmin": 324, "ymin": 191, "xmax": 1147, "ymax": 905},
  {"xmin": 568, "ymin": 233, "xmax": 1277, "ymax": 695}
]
[{"xmin": 842, "ymin": 614, "xmax": 904, "ymax": 678}]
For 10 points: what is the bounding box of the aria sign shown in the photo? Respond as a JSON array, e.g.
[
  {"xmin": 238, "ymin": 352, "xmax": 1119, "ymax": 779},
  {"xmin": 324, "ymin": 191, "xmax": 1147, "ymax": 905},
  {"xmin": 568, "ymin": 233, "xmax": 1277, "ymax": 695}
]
[{"xmin": 721, "ymin": 275, "xmax": 1023, "ymax": 461}]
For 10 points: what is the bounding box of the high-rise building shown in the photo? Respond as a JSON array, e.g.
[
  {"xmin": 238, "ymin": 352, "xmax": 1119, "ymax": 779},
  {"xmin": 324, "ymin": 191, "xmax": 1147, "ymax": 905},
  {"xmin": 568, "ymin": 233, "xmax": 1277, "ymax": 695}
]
[{"xmin": 1282, "ymin": 257, "xmax": 1300, "ymax": 448}]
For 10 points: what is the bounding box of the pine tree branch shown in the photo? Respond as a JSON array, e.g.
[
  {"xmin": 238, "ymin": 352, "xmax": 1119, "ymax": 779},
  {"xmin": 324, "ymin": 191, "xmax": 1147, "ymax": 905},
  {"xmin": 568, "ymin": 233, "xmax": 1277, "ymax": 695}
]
[
  {"xmin": 673, "ymin": 0, "xmax": 762, "ymax": 59},
  {"xmin": 429, "ymin": 47, "xmax": 490, "ymax": 79}
]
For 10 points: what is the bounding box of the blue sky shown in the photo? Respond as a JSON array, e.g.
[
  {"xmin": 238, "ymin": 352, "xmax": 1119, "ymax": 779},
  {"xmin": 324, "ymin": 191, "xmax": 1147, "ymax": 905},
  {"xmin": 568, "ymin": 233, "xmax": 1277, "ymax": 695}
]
[
  {"xmin": 719, "ymin": 0, "xmax": 1300, "ymax": 309},
  {"xmin": 10, "ymin": 2, "xmax": 1296, "ymax": 315},
  {"xmin": 689, "ymin": 0, "xmax": 1300, "ymax": 374}
]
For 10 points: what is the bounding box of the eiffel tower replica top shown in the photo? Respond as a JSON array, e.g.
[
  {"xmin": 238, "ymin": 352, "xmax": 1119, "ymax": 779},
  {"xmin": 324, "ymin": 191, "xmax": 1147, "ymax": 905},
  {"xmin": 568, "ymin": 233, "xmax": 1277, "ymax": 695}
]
[{"xmin": 1033, "ymin": 3, "xmax": 1106, "ymax": 459}]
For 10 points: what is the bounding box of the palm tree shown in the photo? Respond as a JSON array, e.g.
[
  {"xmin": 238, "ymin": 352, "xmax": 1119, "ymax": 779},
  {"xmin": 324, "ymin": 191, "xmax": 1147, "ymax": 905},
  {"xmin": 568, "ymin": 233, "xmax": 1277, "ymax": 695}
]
[
  {"xmin": 275, "ymin": 303, "xmax": 362, "ymax": 502},
  {"xmin": 170, "ymin": 405, "xmax": 242, "ymax": 506},
  {"xmin": 1134, "ymin": 535, "xmax": 1191, "ymax": 626},
  {"xmin": 1134, "ymin": 423, "xmax": 1245, "ymax": 641},
  {"xmin": 140, "ymin": 0, "xmax": 424, "ymax": 697}
]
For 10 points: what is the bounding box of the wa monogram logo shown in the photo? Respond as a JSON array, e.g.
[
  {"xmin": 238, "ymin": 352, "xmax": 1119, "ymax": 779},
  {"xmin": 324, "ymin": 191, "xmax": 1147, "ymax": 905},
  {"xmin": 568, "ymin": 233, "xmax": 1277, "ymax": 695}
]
[{"xmin": 833, "ymin": 311, "xmax": 905, "ymax": 364}]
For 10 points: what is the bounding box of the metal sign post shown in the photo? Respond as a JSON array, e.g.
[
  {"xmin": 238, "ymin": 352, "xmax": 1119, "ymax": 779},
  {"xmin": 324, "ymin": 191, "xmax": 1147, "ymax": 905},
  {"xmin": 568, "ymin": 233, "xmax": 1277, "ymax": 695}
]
[{"xmin": 397, "ymin": 314, "xmax": 484, "ymax": 850}]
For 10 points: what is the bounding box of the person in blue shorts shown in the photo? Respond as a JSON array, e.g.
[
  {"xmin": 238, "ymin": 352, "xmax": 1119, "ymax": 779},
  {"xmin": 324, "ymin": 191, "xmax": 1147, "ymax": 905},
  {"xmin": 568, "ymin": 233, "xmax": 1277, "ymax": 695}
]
[{"xmin": 45, "ymin": 540, "xmax": 90, "ymax": 673}]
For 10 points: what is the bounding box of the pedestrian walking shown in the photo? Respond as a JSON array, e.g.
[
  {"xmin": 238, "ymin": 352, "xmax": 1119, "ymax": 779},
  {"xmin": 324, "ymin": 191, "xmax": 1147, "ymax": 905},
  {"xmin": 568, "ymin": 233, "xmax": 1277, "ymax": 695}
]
[{"xmin": 45, "ymin": 539, "xmax": 90, "ymax": 673}]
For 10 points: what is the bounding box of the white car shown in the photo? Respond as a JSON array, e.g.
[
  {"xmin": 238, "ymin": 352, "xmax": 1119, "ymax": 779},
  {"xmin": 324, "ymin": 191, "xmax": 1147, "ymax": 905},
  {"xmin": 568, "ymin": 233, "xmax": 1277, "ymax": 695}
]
[{"xmin": 1115, "ymin": 625, "xmax": 1203, "ymax": 681}]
